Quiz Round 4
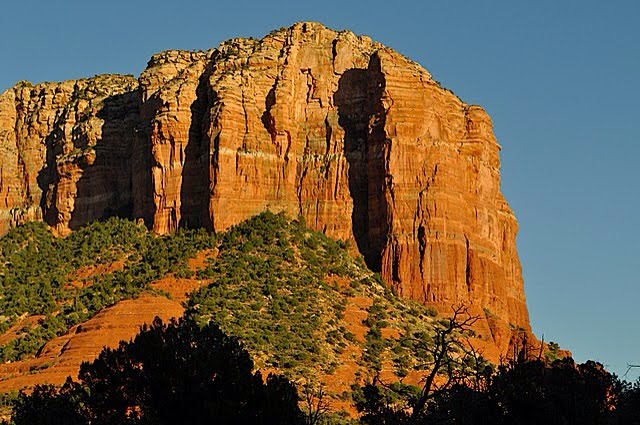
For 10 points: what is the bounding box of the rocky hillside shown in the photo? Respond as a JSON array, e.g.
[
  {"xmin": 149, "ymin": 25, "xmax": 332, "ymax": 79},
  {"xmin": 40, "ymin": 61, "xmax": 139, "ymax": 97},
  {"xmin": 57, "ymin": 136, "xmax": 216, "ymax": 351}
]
[
  {"xmin": 0, "ymin": 22, "xmax": 530, "ymax": 355},
  {"xmin": 1, "ymin": 212, "xmax": 469, "ymax": 417},
  {"xmin": 0, "ymin": 217, "xmax": 215, "ymax": 389}
]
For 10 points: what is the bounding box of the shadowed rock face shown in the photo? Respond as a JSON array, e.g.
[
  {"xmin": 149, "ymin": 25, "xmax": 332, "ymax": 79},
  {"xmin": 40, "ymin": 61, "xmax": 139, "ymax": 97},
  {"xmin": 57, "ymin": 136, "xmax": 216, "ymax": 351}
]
[
  {"xmin": 0, "ymin": 75, "xmax": 138, "ymax": 235},
  {"xmin": 0, "ymin": 22, "xmax": 531, "ymax": 354}
]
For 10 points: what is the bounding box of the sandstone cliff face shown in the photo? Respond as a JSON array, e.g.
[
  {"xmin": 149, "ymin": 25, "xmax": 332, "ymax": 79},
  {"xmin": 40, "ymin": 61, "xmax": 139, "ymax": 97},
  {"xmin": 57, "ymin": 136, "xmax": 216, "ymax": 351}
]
[
  {"xmin": 0, "ymin": 75, "xmax": 138, "ymax": 235},
  {"xmin": 0, "ymin": 22, "xmax": 530, "ymax": 353}
]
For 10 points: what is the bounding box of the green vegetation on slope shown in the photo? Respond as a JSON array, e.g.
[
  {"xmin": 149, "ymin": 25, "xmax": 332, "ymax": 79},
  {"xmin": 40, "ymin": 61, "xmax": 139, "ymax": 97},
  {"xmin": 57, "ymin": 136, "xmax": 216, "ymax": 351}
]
[
  {"xmin": 3, "ymin": 212, "xmax": 640, "ymax": 424},
  {"xmin": 185, "ymin": 211, "xmax": 439, "ymax": 385},
  {"xmin": 0, "ymin": 218, "xmax": 216, "ymax": 362},
  {"xmin": 2, "ymin": 212, "xmax": 459, "ymax": 419}
]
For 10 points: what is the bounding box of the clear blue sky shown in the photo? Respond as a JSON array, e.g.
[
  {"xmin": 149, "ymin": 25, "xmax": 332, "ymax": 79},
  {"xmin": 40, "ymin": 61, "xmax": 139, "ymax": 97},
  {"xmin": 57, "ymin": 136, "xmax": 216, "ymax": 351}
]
[{"xmin": 1, "ymin": 0, "xmax": 639, "ymax": 379}]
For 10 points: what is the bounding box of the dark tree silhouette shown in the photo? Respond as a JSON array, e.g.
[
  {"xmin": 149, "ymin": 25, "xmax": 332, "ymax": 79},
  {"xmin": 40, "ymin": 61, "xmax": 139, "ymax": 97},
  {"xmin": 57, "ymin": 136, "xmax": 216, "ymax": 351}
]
[
  {"xmin": 422, "ymin": 383, "xmax": 497, "ymax": 425},
  {"xmin": 11, "ymin": 380, "xmax": 86, "ymax": 425},
  {"xmin": 611, "ymin": 378, "xmax": 640, "ymax": 425},
  {"xmin": 302, "ymin": 384, "xmax": 330, "ymax": 425},
  {"xmin": 356, "ymin": 354, "xmax": 620, "ymax": 424},
  {"xmin": 11, "ymin": 318, "xmax": 303, "ymax": 425},
  {"xmin": 488, "ymin": 357, "xmax": 614, "ymax": 425}
]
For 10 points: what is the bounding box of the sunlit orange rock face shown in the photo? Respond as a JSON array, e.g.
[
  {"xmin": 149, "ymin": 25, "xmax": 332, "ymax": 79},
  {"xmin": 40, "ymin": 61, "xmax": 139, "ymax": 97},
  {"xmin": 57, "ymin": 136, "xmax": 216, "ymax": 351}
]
[{"xmin": 0, "ymin": 22, "xmax": 531, "ymax": 356}]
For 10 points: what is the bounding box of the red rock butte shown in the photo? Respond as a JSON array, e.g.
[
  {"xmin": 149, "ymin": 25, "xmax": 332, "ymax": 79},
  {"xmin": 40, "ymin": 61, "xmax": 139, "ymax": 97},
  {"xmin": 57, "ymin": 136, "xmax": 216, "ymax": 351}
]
[{"xmin": 0, "ymin": 22, "xmax": 532, "ymax": 356}]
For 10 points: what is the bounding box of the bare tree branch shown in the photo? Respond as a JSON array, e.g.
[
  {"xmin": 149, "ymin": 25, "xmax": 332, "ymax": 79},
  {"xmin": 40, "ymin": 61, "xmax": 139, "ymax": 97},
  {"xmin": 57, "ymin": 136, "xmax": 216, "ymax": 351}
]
[
  {"xmin": 411, "ymin": 304, "xmax": 483, "ymax": 419},
  {"xmin": 302, "ymin": 383, "xmax": 330, "ymax": 425}
]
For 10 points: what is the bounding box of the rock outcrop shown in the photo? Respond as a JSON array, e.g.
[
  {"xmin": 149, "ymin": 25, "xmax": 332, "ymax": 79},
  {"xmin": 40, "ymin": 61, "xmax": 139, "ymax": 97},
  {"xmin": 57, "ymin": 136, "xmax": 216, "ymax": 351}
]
[
  {"xmin": 0, "ymin": 22, "xmax": 531, "ymax": 354},
  {"xmin": 0, "ymin": 75, "xmax": 138, "ymax": 235},
  {"xmin": 0, "ymin": 294, "xmax": 185, "ymax": 393}
]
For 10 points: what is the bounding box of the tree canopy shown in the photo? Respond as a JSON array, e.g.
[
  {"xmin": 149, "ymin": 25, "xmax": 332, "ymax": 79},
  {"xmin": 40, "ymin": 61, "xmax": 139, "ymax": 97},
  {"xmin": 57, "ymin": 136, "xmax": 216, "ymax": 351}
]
[
  {"xmin": 354, "ymin": 355, "xmax": 639, "ymax": 425},
  {"xmin": 9, "ymin": 318, "xmax": 304, "ymax": 425}
]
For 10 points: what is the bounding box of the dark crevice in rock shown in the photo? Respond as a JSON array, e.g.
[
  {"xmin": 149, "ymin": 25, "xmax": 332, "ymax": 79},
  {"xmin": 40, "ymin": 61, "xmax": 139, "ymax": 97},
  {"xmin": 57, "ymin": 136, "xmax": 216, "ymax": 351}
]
[
  {"xmin": 465, "ymin": 235, "xmax": 472, "ymax": 292},
  {"xmin": 36, "ymin": 114, "xmax": 64, "ymax": 227},
  {"xmin": 335, "ymin": 53, "xmax": 389, "ymax": 272},
  {"xmin": 180, "ymin": 61, "xmax": 215, "ymax": 231},
  {"xmin": 418, "ymin": 225, "xmax": 427, "ymax": 279},
  {"xmin": 132, "ymin": 90, "xmax": 161, "ymax": 229},
  {"xmin": 391, "ymin": 242, "xmax": 401, "ymax": 283},
  {"xmin": 261, "ymin": 81, "xmax": 278, "ymax": 144}
]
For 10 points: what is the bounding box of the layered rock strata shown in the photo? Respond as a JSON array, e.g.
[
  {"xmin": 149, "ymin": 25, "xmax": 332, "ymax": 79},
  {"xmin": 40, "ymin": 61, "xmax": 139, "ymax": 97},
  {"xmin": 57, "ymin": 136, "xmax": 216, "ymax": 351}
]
[
  {"xmin": 0, "ymin": 22, "xmax": 530, "ymax": 354},
  {"xmin": 0, "ymin": 75, "xmax": 138, "ymax": 234}
]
